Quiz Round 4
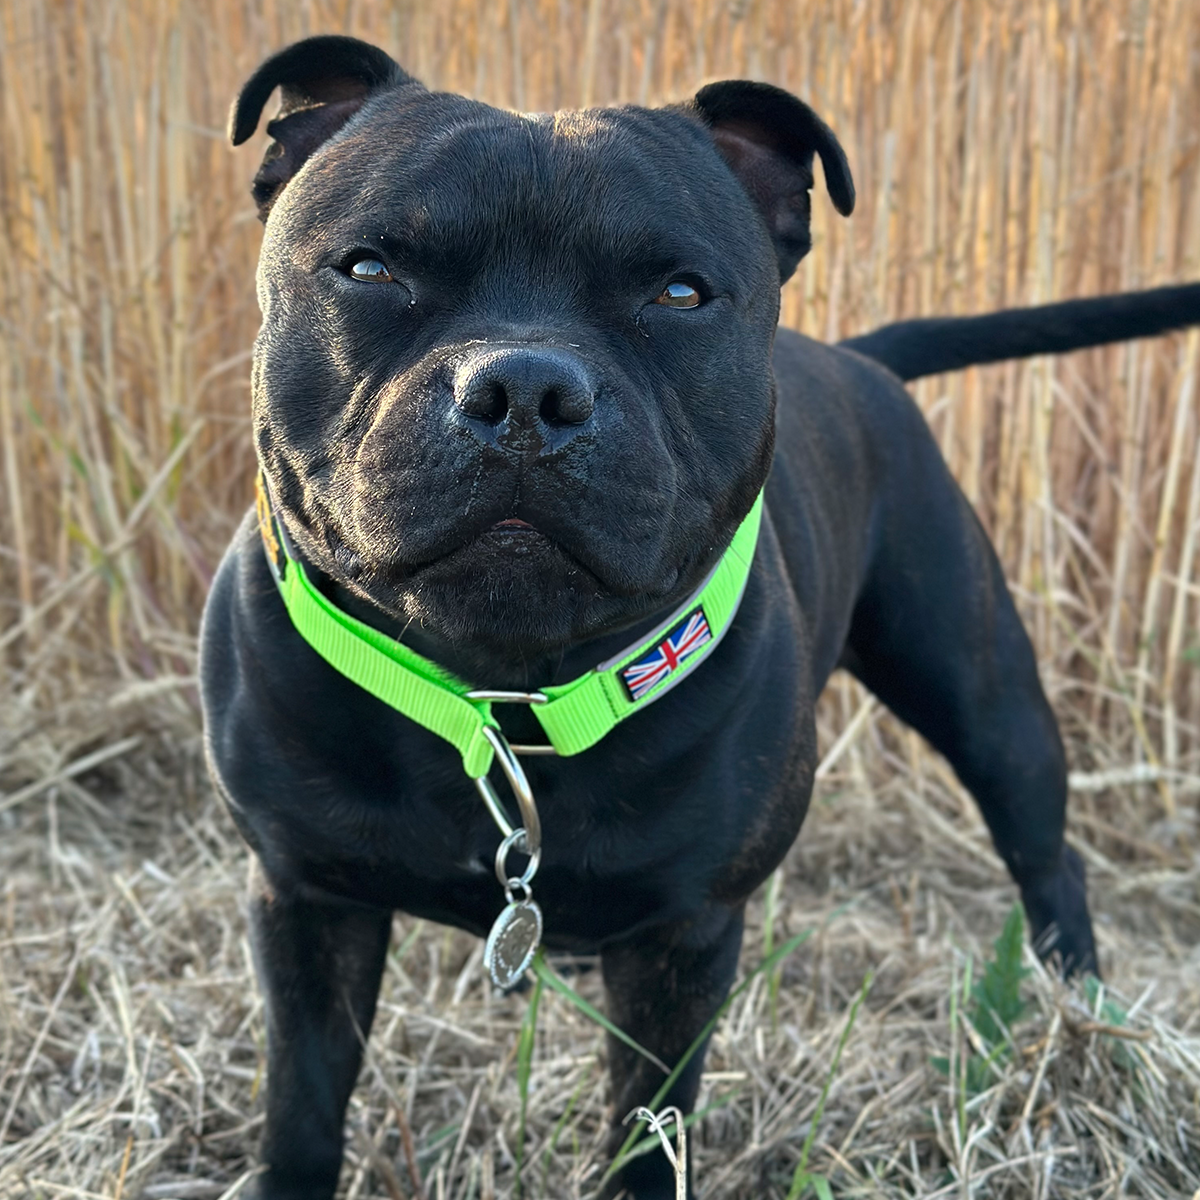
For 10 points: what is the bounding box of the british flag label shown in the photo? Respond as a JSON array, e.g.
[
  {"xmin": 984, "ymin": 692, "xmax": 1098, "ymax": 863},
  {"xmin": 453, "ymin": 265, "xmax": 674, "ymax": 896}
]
[{"xmin": 620, "ymin": 607, "xmax": 713, "ymax": 702}]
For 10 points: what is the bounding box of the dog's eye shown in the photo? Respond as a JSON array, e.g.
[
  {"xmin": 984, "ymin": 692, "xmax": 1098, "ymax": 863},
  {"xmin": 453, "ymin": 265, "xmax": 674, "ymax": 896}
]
[
  {"xmin": 655, "ymin": 281, "xmax": 702, "ymax": 308},
  {"xmin": 348, "ymin": 258, "xmax": 393, "ymax": 283}
]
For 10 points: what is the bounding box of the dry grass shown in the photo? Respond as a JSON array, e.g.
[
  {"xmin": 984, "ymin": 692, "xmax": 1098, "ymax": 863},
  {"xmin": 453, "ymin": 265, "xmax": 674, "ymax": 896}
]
[
  {"xmin": 3, "ymin": 693, "xmax": 1200, "ymax": 1199},
  {"xmin": 2, "ymin": 0, "xmax": 1199, "ymax": 1197}
]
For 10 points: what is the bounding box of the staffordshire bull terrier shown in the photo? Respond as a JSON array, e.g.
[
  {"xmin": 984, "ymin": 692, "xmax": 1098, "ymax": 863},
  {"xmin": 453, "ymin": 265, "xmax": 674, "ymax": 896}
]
[{"xmin": 200, "ymin": 34, "xmax": 1200, "ymax": 1198}]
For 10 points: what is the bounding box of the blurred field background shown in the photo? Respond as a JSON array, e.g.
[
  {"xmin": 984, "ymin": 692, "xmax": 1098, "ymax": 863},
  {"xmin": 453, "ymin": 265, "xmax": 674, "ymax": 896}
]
[{"xmin": 2, "ymin": 0, "xmax": 1200, "ymax": 1196}]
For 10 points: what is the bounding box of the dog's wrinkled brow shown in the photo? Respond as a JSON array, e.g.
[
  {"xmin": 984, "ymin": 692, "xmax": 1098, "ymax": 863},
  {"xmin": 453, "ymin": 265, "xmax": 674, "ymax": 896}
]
[
  {"xmin": 289, "ymin": 140, "xmax": 731, "ymax": 292},
  {"xmin": 306, "ymin": 210, "xmax": 727, "ymax": 303}
]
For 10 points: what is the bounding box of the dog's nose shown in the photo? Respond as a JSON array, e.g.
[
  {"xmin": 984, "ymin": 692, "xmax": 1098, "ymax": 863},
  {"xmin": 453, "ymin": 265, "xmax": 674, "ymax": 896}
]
[{"xmin": 452, "ymin": 347, "xmax": 595, "ymax": 444}]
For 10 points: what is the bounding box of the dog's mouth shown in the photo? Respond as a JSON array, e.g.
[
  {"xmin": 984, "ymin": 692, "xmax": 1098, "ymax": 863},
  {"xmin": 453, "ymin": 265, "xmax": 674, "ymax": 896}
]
[
  {"xmin": 352, "ymin": 513, "xmax": 608, "ymax": 593},
  {"xmin": 441, "ymin": 519, "xmax": 603, "ymax": 582},
  {"xmin": 316, "ymin": 486, "xmax": 682, "ymax": 636},
  {"xmin": 300, "ymin": 491, "xmax": 689, "ymax": 656}
]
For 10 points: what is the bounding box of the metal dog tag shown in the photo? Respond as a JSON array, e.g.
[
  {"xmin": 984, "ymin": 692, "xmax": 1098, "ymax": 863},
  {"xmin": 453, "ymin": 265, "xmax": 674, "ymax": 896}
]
[
  {"xmin": 477, "ymin": 746, "xmax": 544, "ymax": 990},
  {"xmin": 484, "ymin": 896, "xmax": 543, "ymax": 990}
]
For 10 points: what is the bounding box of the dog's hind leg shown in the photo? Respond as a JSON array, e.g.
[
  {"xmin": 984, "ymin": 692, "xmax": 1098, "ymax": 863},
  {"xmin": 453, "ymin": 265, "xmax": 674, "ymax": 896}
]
[
  {"xmin": 600, "ymin": 903, "xmax": 745, "ymax": 1199},
  {"xmin": 838, "ymin": 419, "xmax": 1097, "ymax": 976},
  {"xmin": 247, "ymin": 861, "xmax": 392, "ymax": 1200}
]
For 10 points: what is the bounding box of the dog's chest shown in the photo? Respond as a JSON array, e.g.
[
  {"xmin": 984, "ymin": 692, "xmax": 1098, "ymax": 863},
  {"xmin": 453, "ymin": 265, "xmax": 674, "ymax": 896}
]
[{"xmin": 230, "ymin": 741, "xmax": 725, "ymax": 948}]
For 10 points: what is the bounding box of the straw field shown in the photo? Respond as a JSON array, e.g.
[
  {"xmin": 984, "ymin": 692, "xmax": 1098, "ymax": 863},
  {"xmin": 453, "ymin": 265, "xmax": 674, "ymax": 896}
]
[{"xmin": 2, "ymin": 0, "xmax": 1199, "ymax": 1196}]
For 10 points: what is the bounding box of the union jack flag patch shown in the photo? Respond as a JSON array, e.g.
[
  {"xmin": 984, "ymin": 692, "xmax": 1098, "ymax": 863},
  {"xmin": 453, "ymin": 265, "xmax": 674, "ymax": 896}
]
[{"xmin": 621, "ymin": 607, "xmax": 713, "ymax": 701}]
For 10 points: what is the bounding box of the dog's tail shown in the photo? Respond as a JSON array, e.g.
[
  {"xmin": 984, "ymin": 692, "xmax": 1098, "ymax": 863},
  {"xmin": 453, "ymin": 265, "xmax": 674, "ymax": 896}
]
[{"xmin": 839, "ymin": 282, "xmax": 1200, "ymax": 382}]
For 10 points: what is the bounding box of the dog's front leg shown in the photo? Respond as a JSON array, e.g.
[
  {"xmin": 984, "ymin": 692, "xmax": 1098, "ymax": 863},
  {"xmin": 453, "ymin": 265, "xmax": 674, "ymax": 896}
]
[
  {"xmin": 247, "ymin": 861, "xmax": 392, "ymax": 1200},
  {"xmin": 600, "ymin": 903, "xmax": 745, "ymax": 1200}
]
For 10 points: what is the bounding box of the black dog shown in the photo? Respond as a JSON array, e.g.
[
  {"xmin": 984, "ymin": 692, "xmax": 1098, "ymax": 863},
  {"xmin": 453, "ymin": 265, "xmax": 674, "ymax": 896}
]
[{"xmin": 201, "ymin": 35, "xmax": 1199, "ymax": 1199}]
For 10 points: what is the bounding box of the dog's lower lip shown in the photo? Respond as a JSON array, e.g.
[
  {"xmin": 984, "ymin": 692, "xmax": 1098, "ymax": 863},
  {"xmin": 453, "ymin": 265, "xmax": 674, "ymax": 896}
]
[{"xmin": 492, "ymin": 518, "xmax": 535, "ymax": 530}]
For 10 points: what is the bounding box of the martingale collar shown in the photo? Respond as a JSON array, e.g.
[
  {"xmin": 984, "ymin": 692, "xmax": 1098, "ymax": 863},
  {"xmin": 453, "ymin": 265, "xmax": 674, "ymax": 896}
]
[{"xmin": 255, "ymin": 473, "xmax": 764, "ymax": 778}]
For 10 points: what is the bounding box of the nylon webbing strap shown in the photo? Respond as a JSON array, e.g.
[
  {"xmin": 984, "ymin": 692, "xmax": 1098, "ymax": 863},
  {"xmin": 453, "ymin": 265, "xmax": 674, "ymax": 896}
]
[
  {"xmin": 276, "ymin": 548, "xmax": 500, "ymax": 777},
  {"xmin": 257, "ymin": 474, "xmax": 762, "ymax": 775}
]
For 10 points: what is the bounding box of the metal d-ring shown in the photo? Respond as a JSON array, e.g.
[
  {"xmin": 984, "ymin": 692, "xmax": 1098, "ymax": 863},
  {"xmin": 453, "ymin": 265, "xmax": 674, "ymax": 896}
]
[
  {"xmin": 465, "ymin": 689, "xmax": 548, "ymax": 705},
  {"xmin": 473, "ymin": 774, "xmax": 516, "ymax": 839},
  {"xmin": 478, "ymin": 725, "xmax": 542, "ymax": 854},
  {"xmin": 464, "ymin": 690, "xmax": 557, "ymax": 758}
]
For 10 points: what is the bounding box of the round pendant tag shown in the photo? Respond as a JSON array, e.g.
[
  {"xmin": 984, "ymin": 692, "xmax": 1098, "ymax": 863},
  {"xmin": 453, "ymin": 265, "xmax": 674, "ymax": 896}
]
[{"xmin": 484, "ymin": 899, "xmax": 543, "ymax": 990}]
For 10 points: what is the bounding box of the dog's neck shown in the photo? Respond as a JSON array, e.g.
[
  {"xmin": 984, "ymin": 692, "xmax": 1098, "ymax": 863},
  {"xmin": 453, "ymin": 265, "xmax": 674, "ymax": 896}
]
[{"xmin": 320, "ymin": 569, "xmax": 692, "ymax": 692}]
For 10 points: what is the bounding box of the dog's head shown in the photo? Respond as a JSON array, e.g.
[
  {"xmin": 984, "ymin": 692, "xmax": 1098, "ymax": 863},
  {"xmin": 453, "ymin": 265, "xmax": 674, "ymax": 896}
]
[{"xmin": 232, "ymin": 36, "xmax": 853, "ymax": 664}]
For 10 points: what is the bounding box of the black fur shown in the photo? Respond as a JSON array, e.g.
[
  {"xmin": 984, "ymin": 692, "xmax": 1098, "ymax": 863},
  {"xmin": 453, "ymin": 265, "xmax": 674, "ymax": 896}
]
[
  {"xmin": 229, "ymin": 35, "xmax": 418, "ymax": 218},
  {"xmin": 843, "ymin": 281, "xmax": 1200, "ymax": 380},
  {"xmin": 202, "ymin": 36, "xmax": 1117, "ymax": 1199},
  {"xmin": 691, "ymin": 80, "xmax": 855, "ymax": 279}
]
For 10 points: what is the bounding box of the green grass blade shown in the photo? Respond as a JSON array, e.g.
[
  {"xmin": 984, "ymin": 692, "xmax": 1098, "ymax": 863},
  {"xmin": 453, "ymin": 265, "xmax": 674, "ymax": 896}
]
[
  {"xmin": 541, "ymin": 1074, "xmax": 586, "ymax": 1193},
  {"xmin": 790, "ymin": 1174, "xmax": 836, "ymax": 1200},
  {"xmin": 531, "ymin": 952, "xmax": 668, "ymax": 1073},
  {"xmin": 811, "ymin": 1175, "xmax": 835, "ymax": 1200},
  {"xmin": 515, "ymin": 969, "xmax": 543, "ymax": 1196},
  {"xmin": 786, "ymin": 969, "xmax": 874, "ymax": 1200}
]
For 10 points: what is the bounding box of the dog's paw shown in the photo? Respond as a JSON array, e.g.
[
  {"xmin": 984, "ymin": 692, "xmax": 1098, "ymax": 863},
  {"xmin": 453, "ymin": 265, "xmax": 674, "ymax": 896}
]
[{"xmin": 1022, "ymin": 845, "xmax": 1099, "ymax": 978}]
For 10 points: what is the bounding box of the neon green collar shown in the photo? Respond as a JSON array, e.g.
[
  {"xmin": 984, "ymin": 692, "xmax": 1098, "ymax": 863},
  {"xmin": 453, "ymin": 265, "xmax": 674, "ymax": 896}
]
[{"xmin": 256, "ymin": 474, "xmax": 763, "ymax": 778}]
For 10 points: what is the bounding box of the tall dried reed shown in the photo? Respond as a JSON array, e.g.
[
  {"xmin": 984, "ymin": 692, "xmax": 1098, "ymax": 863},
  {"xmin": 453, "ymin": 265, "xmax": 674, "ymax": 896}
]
[{"xmin": 2, "ymin": 0, "xmax": 1198, "ymax": 808}]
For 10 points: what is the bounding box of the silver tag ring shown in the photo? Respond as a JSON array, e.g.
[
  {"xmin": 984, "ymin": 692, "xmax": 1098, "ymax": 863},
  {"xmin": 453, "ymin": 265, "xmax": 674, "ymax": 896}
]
[{"xmin": 495, "ymin": 828, "xmax": 540, "ymax": 890}]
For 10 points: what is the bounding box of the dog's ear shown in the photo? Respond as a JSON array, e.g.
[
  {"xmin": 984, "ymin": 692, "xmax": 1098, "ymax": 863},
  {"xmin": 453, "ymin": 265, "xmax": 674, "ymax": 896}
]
[
  {"xmin": 692, "ymin": 81, "xmax": 854, "ymax": 282},
  {"xmin": 230, "ymin": 36, "xmax": 418, "ymax": 220}
]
